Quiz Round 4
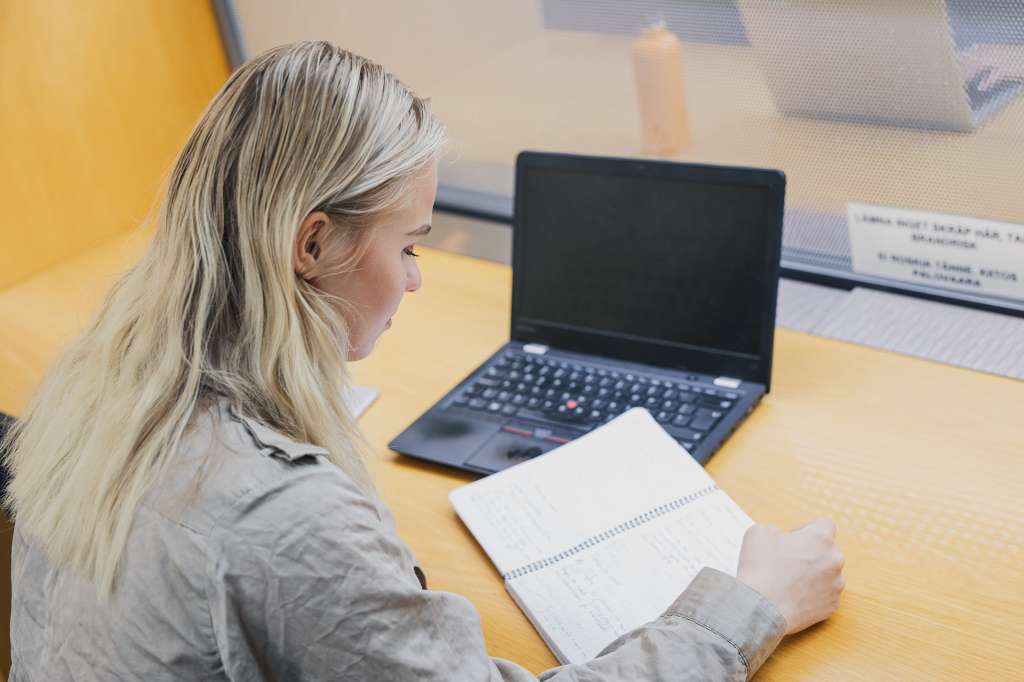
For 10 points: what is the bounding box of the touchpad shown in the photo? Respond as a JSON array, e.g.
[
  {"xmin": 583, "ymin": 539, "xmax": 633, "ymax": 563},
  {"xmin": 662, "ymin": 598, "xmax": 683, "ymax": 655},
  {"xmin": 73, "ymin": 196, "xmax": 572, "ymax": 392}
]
[{"xmin": 464, "ymin": 430, "xmax": 558, "ymax": 474}]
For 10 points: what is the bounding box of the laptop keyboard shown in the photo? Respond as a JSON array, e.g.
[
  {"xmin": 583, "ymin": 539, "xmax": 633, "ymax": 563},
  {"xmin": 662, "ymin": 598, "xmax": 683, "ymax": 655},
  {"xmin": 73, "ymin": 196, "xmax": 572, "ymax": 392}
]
[{"xmin": 447, "ymin": 350, "xmax": 740, "ymax": 450}]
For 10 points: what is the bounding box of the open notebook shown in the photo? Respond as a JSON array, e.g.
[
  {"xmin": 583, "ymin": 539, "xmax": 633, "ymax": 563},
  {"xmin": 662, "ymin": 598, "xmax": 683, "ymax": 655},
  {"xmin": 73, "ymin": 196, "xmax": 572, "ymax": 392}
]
[{"xmin": 449, "ymin": 408, "xmax": 753, "ymax": 664}]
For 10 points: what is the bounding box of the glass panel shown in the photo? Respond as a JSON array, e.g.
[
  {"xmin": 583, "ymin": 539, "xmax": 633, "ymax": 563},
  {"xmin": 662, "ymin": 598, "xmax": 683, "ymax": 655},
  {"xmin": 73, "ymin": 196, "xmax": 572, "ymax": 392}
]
[{"xmin": 233, "ymin": 0, "xmax": 1024, "ymax": 311}]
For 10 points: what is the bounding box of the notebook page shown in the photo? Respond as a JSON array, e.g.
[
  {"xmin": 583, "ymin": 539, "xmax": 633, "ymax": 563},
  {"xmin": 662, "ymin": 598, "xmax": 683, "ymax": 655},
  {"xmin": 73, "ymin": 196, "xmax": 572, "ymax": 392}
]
[
  {"xmin": 449, "ymin": 409, "xmax": 723, "ymax": 580},
  {"xmin": 509, "ymin": 489, "xmax": 751, "ymax": 664}
]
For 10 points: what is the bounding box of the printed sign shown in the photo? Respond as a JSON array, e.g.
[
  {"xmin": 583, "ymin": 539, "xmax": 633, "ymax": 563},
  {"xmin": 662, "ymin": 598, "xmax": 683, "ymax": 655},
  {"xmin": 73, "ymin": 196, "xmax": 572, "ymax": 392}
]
[{"xmin": 848, "ymin": 202, "xmax": 1024, "ymax": 301}]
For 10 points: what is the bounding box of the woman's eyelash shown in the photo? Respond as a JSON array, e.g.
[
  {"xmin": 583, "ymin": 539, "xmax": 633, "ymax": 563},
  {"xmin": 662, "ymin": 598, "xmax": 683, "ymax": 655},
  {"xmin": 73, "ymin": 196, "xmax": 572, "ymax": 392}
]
[{"xmin": 403, "ymin": 246, "xmax": 420, "ymax": 257}]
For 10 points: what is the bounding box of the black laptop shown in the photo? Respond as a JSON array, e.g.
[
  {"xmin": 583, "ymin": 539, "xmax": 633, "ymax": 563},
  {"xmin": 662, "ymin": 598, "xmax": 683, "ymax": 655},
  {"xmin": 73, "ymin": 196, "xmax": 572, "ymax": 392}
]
[{"xmin": 390, "ymin": 151, "xmax": 785, "ymax": 474}]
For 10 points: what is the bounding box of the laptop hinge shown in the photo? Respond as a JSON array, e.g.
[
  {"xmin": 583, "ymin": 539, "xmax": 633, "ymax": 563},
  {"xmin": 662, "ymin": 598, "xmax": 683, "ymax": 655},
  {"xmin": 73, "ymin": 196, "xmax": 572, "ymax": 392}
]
[
  {"xmin": 713, "ymin": 376, "xmax": 742, "ymax": 389},
  {"xmin": 522, "ymin": 343, "xmax": 549, "ymax": 355}
]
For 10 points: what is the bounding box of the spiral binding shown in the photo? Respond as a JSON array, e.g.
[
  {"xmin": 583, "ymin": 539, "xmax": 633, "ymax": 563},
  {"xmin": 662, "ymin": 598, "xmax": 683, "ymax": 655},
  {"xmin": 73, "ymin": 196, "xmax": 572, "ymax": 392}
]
[{"xmin": 502, "ymin": 484, "xmax": 719, "ymax": 581}]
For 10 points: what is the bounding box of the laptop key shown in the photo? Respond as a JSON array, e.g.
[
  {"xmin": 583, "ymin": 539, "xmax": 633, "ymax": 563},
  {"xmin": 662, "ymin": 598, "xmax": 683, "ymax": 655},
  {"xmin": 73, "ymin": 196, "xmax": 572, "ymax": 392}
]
[
  {"xmin": 696, "ymin": 408, "xmax": 723, "ymax": 419},
  {"xmin": 666, "ymin": 425, "xmax": 703, "ymax": 441},
  {"xmin": 516, "ymin": 407, "xmax": 587, "ymax": 430},
  {"xmin": 671, "ymin": 415, "xmax": 691, "ymax": 428},
  {"xmin": 690, "ymin": 415, "xmax": 716, "ymax": 431},
  {"xmin": 469, "ymin": 398, "xmax": 487, "ymax": 410},
  {"xmin": 519, "ymin": 407, "xmax": 560, "ymax": 422}
]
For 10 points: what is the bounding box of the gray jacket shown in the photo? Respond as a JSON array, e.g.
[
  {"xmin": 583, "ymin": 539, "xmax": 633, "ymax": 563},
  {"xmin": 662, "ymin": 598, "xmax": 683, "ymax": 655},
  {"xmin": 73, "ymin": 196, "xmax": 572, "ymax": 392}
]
[{"xmin": 10, "ymin": 397, "xmax": 785, "ymax": 681}]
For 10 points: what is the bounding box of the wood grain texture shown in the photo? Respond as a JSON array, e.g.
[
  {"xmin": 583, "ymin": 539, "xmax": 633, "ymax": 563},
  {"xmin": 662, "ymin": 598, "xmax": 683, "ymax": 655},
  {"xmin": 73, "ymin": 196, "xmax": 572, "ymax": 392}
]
[{"xmin": 0, "ymin": 0, "xmax": 229, "ymax": 291}]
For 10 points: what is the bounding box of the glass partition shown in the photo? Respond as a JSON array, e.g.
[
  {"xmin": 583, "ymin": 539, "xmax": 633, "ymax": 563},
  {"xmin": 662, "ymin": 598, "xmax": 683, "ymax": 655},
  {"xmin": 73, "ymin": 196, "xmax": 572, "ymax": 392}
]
[{"xmin": 233, "ymin": 0, "xmax": 1024, "ymax": 315}]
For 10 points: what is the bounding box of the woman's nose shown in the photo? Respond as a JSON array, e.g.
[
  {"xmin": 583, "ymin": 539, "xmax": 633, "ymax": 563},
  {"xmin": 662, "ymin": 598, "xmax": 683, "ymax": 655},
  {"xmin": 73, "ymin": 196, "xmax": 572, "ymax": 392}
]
[{"xmin": 406, "ymin": 262, "xmax": 422, "ymax": 293}]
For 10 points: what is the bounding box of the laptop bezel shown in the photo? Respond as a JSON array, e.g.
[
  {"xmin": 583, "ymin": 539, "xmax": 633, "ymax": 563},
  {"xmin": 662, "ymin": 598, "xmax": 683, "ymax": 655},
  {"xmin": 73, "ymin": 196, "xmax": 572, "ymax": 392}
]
[{"xmin": 510, "ymin": 151, "xmax": 786, "ymax": 391}]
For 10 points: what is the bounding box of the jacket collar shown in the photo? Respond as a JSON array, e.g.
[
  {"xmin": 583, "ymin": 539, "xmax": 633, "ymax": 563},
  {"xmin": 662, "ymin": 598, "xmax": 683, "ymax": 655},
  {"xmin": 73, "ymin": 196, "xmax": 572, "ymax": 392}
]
[{"xmin": 226, "ymin": 403, "xmax": 330, "ymax": 462}]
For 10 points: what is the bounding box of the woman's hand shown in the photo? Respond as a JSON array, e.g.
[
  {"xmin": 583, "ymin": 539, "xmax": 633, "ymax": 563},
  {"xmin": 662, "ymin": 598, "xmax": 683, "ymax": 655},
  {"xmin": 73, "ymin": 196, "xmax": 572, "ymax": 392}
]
[{"xmin": 736, "ymin": 518, "xmax": 846, "ymax": 636}]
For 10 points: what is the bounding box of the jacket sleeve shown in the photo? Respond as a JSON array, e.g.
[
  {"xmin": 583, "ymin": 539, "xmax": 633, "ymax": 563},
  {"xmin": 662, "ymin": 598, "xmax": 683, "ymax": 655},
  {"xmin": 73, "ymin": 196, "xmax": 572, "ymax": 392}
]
[{"xmin": 206, "ymin": 465, "xmax": 785, "ymax": 681}]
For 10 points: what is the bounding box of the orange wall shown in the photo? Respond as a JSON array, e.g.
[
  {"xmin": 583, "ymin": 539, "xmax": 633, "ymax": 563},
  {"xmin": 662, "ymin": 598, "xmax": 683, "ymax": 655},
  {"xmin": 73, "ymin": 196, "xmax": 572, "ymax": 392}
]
[{"xmin": 0, "ymin": 1, "xmax": 231, "ymax": 291}]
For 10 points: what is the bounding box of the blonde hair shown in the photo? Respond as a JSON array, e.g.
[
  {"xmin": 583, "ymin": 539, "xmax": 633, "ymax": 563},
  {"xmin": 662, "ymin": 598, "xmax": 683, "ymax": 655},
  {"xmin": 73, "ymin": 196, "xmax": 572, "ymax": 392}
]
[{"xmin": 1, "ymin": 41, "xmax": 446, "ymax": 597}]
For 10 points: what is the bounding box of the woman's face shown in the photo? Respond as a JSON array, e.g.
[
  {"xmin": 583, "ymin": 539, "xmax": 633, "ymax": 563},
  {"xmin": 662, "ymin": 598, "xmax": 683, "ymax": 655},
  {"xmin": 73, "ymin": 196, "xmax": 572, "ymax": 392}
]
[{"xmin": 295, "ymin": 162, "xmax": 437, "ymax": 360}]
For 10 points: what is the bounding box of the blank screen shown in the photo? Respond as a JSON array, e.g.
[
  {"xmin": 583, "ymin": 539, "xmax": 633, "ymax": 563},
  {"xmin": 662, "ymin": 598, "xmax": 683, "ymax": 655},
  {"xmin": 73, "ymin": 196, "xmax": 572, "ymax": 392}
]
[{"xmin": 516, "ymin": 167, "xmax": 775, "ymax": 358}]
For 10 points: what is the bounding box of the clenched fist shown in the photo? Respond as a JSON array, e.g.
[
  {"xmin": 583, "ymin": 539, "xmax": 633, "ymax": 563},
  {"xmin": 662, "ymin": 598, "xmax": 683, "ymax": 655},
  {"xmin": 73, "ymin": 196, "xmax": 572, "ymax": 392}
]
[{"xmin": 736, "ymin": 518, "xmax": 846, "ymax": 635}]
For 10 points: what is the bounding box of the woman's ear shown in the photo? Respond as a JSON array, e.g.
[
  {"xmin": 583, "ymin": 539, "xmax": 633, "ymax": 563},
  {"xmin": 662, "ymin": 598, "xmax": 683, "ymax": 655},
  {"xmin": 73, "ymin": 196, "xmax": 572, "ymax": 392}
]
[{"xmin": 294, "ymin": 211, "xmax": 330, "ymax": 277}]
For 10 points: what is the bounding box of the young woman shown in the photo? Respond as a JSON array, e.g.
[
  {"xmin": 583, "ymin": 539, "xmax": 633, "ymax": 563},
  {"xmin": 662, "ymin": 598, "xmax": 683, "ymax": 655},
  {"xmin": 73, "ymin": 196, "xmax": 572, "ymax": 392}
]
[{"xmin": 3, "ymin": 41, "xmax": 844, "ymax": 681}]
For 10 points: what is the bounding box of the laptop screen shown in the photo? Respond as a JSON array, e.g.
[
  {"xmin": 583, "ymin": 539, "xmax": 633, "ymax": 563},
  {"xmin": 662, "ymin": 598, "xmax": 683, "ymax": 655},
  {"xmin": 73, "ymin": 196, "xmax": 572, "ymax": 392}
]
[{"xmin": 511, "ymin": 153, "xmax": 784, "ymax": 386}]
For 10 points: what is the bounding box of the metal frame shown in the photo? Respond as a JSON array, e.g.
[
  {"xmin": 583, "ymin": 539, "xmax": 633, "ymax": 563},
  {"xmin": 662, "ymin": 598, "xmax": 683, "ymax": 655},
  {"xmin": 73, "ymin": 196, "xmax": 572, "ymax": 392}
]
[
  {"xmin": 432, "ymin": 182, "xmax": 1024, "ymax": 319},
  {"xmin": 211, "ymin": 0, "xmax": 247, "ymax": 69}
]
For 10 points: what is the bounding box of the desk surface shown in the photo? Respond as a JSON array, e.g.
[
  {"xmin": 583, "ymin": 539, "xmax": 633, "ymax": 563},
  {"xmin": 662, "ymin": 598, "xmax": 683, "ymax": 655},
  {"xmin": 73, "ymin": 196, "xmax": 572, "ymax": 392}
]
[{"xmin": 352, "ymin": 246, "xmax": 1023, "ymax": 680}]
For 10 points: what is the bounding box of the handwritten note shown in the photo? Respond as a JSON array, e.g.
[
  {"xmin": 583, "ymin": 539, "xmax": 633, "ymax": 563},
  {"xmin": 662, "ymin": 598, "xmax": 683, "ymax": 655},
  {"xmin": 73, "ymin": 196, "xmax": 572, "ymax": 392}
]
[
  {"xmin": 510, "ymin": 492, "xmax": 750, "ymax": 663},
  {"xmin": 450, "ymin": 409, "xmax": 753, "ymax": 665}
]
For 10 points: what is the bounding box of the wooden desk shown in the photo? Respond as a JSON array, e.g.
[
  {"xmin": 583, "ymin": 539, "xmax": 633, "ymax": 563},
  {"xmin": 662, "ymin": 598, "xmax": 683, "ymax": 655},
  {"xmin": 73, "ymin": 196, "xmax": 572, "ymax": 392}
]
[{"xmin": 353, "ymin": 246, "xmax": 1023, "ymax": 680}]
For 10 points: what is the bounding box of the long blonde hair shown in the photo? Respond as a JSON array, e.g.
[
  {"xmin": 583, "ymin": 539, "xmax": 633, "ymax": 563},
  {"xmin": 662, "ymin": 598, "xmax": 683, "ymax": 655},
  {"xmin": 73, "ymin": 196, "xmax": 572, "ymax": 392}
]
[{"xmin": 1, "ymin": 41, "xmax": 446, "ymax": 597}]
